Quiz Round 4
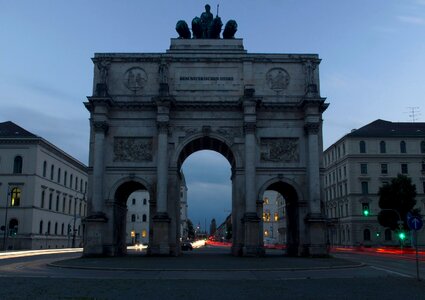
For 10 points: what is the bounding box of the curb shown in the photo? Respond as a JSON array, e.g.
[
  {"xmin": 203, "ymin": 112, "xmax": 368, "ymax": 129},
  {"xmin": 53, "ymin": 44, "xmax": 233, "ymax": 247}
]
[{"xmin": 47, "ymin": 261, "xmax": 365, "ymax": 272}]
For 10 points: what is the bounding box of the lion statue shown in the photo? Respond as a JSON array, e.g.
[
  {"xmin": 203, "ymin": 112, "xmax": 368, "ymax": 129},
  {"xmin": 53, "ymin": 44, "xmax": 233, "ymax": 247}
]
[
  {"xmin": 223, "ymin": 20, "xmax": 238, "ymax": 39},
  {"xmin": 191, "ymin": 17, "xmax": 202, "ymax": 39},
  {"xmin": 175, "ymin": 20, "xmax": 191, "ymax": 39}
]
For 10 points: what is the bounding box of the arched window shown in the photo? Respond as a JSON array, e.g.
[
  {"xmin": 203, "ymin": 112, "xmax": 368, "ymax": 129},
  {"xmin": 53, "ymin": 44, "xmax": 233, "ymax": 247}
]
[
  {"xmin": 47, "ymin": 221, "xmax": 51, "ymax": 234},
  {"xmin": 41, "ymin": 190, "xmax": 45, "ymax": 208},
  {"xmin": 400, "ymin": 141, "xmax": 406, "ymax": 153},
  {"xmin": 359, "ymin": 141, "xmax": 366, "ymax": 153},
  {"xmin": 57, "ymin": 168, "xmax": 61, "ymax": 183},
  {"xmin": 11, "ymin": 187, "xmax": 21, "ymax": 206},
  {"xmin": 49, "ymin": 193, "xmax": 52, "ymax": 210},
  {"xmin": 9, "ymin": 219, "xmax": 18, "ymax": 236},
  {"xmin": 13, "ymin": 156, "xmax": 23, "ymax": 173},
  {"xmin": 143, "ymin": 198, "xmax": 147, "ymax": 205},
  {"xmin": 61, "ymin": 223, "xmax": 64, "ymax": 235},
  {"xmin": 50, "ymin": 164, "xmax": 54, "ymax": 180},
  {"xmin": 39, "ymin": 220, "xmax": 43, "ymax": 234},
  {"xmin": 80, "ymin": 179, "xmax": 83, "ymax": 192},
  {"xmin": 43, "ymin": 161, "xmax": 47, "ymax": 177},
  {"xmin": 142, "ymin": 214, "xmax": 147, "ymax": 222},
  {"xmin": 380, "ymin": 141, "xmax": 386, "ymax": 153},
  {"xmin": 421, "ymin": 141, "xmax": 425, "ymax": 153},
  {"xmin": 54, "ymin": 222, "xmax": 58, "ymax": 235},
  {"xmin": 131, "ymin": 214, "xmax": 136, "ymax": 222},
  {"xmin": 385, "ymin": 229, "xmax": 392, "ymax": 241},
  {"xmin": 363, "ymin": 229, "xmax": 371, "ymax": 241}
]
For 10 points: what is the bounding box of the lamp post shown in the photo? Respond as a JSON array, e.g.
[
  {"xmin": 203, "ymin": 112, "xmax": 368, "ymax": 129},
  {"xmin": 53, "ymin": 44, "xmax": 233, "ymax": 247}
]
[{"xmin": 3, "ymin": 186, "xmax": 10, "ymax": 251}]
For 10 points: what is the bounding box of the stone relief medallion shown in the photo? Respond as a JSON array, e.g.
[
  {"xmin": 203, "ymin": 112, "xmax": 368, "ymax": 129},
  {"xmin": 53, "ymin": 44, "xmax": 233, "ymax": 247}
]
[
  {"xmin": 266, "ymin": 68, "xmax": 290, "ymax": 92},
  {"xmin": 113, "ymin": 137, "xmax": 153, "ymax": 162},
  {"xmin": 260, "ymin": 138, "xmax": 299, "ymax": 162},
  {"xmin": 123, "ymin": 67, "xmax": 148, "ymax": 92}
]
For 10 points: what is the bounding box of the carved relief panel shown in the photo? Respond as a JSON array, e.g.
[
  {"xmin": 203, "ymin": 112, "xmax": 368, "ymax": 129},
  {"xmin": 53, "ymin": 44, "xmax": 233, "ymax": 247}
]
[
  {"xmin": 260, "ymin": 138, "xmax": 299, "ymax": 162},
  {"xmin": 113, "ymin": 137, "xmax": 153, "ymax": 162}
]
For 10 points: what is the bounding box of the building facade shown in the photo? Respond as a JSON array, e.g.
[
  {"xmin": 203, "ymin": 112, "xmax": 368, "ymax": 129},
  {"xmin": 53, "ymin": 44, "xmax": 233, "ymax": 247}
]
[
  {"xmin": 0, "ymin": 121, "xmax": 88, "ymax": 250},
  {"xmin": 126, "ymin": 190, "xmax": 149, "ymax": 245},
  {"xmin": 324, "ymin": 119, "xmax": 425, "ymax": 247}
]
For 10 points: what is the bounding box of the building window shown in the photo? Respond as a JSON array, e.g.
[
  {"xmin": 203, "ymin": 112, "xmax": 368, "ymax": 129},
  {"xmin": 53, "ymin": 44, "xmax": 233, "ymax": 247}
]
[
  {"xmin": 421, "ymin": 141, "xmax": 425, "ymax": 153},
  {"xmin": 79, "ymin": 202, "xmax": 82, "ymax": 215},
  {"xmin": 70, "ymin": 174, "xmax": 73, "ymax": 188},
  {"xmin": 61, "ymin": 223, "xmax": 64, "ymax": 235},
  {"xmin": 361, "ymin": 182, "xmax": 368, "ymax": 195},
  {"xmin": 143, "ymin": 198, "xmax": 147, "ymax": 205},
  {"xmin": 142, "ymin": 230, "xmax": 147, "ymax": 238},
  {"xmin": 400, "ymin": 141, "xmax": 406, "ymax": 153},
  {"xmin": 69, "ymin": 198, "xmax": 72, "ymax": 214},
  {"xmin": 11, "ymin": 187, "xmax": 21, "ymax": 206},
  {"xmin": 264, "ymin": 197, "xmax": 269, "ymax": 205},
  {"xmin": 41, "ymin": 190, "xmax": 45, "ymax": 208},
  {"xmin": 401, "ymin": 163, "xmax": 408, "ymax": 174},
  {"xmin": 363, "ymin": 229, "xmax": 371, "ymax": 241},
  {"xmin": 75, "ymin": 177, "xmax": 78, "ymax": 190},
  {"xmin": 360, "ymin": 163, "xmax": 367, "ymax": 174},
  {"xmin": 423, "ymin": 181, "xmax": 425, "ymax": 194},
  {"xmin": 39, "ymin": 221, "xmax": 43, "ymax": 234},
  {"xmin": 43, "ymin": 161, "xmax": 47, "ymax": 177},
  {"xmin": 56, "ymin": 195, "xmax": 59, "ymax": 211},
  {"xmin": 49, "ymin": 193, "xmax": 52, "ymax": 210},
  {"xmin": 142, "ymin": 214, "xmax": 147, "ymax": 222},
  {"xmin": 50, "ymin": 164, "xmax": 54, "ymax": 180},
  {"xmin": 54, "ymin": 222, "xmax": 58, "ymax": 235},
  {"xmin": 359, "ymin": 141, "xmax": 366, "ymax": 153},
  {"xmin": 57, "ymin": 168, "xmax": 61, "ymax": 183},
  {"xmin": 274, "ymin": 212, "xmax": 279, "ymax": 221},
  {"xmin": 381, "ymin": 164, "xmax": 388, "ymax": 174},
  {"xmin": 264, "ymin": 229, "xmax": 269, "ymax": 237},
  {"xmin": 62, "ymin": 197, "xmax": 66, "ymax": 212},
  {"xmin": 13, "ymin": 156, "xmax": 23, "ymax": 174},
  {"xmin": 85, "ymin": 182, "xmax": 87, "ymax": 193},
  {"xmin": 263, "ymin": 211, "xmax": 271, "ymax": 222},
  {"xmin": 131, "ymin": 214, "xmax": 136, "ymax": 222},
  {"xmin": 64, "ymin": 171, "xmax": 67, "ymax": 186},
  {"xmin": 47, "ymin": 221, "xmax": 51, "ymax": 234},
  {"xmin": 380, "ymin": 141, "xmax": 386, "ymax": 153},
  {"xmin": 385, "ymin": 229, "xmax": 392, "ymax": 241},
  {"xmin": 132, "ymin": 198, "xmax": 136, "ymax": 205},
  {"xmin": 80, "ymin": 179, "xmax": 83, "ymax": 192}
]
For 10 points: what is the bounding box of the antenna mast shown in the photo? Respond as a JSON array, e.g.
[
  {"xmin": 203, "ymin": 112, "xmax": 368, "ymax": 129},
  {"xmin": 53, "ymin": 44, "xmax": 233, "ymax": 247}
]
[{"xmin": 406, "ymin": 106, "xmax": 420, "ymax": 122}]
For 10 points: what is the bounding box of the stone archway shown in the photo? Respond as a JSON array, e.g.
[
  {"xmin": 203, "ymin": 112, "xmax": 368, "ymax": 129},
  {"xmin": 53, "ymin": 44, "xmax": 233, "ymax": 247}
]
[{"xmin": 83, "ymin": 38, "xmax": 329, "ymax": 257}]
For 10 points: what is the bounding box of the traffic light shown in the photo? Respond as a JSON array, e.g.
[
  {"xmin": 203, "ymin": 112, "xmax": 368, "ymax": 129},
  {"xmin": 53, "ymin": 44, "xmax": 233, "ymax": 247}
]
[
  {"xmin": 376, "ymin": 232, "xmax": 380, "ymax": 238},
  {"xmin": 362, "ymin": 203, "xmax": 370, "ymax": 216},
  {"xmin": 398, "ymin": 231, "xmax": 406, "ymax": 241}
]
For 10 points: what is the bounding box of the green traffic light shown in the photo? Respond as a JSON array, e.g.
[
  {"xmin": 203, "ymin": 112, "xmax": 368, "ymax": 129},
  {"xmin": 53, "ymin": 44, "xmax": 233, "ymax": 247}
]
[
  {"xmin": 398, "ymin": 232, "xmax": 406, "ymax": 240},
  {"xmin": 363, "ymin": 209, "xmax": 369, "ymax": 216}
]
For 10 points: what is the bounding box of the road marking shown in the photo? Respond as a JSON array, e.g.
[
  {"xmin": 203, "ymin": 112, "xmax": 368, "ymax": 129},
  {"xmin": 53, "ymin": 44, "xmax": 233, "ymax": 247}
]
[{"xmin": 370, "ymin": 266, "xmax": 412, "ymax": 278}]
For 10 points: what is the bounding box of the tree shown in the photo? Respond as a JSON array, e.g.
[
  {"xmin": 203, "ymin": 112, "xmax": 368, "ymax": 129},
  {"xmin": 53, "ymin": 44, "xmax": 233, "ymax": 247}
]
[
  {"xmin": 187, "ymin": 219, "xmax": 195, "ymax": 240},
  {"xmin": 209, "ymin": 218, "xmax": 217, "ymax": 236},
  {"xmin": 377, "ymin": 174, "xmax": 417, "ymax": 230}
]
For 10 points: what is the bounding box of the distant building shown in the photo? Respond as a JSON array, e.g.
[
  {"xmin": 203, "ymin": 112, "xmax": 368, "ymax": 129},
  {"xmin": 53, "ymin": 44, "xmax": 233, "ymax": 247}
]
[
  {"xmin": 180, "ymin": 172, "xmax": 188, "ymax": 240},
  {"xmin": 0, "ymin": 121, "xmax": 88, "ymax": 250},
  {"xmin": 126, "ymin": 191, "xmax": 149, "ymax": 245},
  {"xmin": 324, "ymin": 119, "xmax": 425, "ymax": 247},
  {"xmin": 262, "ymin": 191, "xmax": 282, "ymax": 245}
]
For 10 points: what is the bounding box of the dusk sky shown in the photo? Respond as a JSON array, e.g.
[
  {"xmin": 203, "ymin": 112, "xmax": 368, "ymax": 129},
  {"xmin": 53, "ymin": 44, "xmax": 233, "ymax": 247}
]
[{"xmin": 1, "ymin": 1, "xmax": 424, "ymax": 228}]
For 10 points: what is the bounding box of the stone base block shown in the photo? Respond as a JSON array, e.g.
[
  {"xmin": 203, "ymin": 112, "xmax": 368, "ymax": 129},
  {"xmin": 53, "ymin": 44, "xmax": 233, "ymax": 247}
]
[
  {"xmin": 83, "ymin": 214, "xmax": 107, "ymax": 257},
  {"xmin": 148, "ymin": 213, "xmax": 171, "ymax": 256},
  {"xmin": 242, "ymin": 212, "xmax": 265, "ymax": 257}
]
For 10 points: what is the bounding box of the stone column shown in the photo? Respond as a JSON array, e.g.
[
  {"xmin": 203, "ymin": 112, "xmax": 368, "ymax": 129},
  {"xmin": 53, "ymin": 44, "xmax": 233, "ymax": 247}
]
[
  {"xmin": 150, "ymin": 98, "xmax": 172, "ymax": 255},
  {"xmin": 92, "ymin": 121, "xmax": 108, "ymax": 213},
  {"xmin": 241, "ymin": 96, "xmax": 263, "ymax": 256},
  {"xmin": 304, "ymin": 121, "xmax": 328, "ymax": 256},
  {"xmin": 83, "ymin": 120, "xmax": 108, "ymax": 257}
]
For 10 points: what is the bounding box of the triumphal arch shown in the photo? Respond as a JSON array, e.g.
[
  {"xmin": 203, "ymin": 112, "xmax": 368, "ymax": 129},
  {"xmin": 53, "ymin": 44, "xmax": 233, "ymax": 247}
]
[{"xmin": 83, "ymin": 8, "xmax": 329, "ymax": 257}]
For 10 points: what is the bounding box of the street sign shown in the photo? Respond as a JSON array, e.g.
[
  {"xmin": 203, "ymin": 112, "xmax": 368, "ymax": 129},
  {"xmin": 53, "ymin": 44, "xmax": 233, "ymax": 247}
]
[{"xmin": 408, "ymin": 216, "xmax": 423, "ymax": 231}]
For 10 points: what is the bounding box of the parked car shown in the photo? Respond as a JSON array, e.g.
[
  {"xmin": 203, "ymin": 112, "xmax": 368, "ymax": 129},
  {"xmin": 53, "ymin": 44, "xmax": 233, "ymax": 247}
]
[{"xmin": 181, "ymin": 242, "xmax": 193, "ymax": 251}]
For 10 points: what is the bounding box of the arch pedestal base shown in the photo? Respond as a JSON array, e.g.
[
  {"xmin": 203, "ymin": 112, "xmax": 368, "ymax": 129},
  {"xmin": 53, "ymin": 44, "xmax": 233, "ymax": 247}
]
[
  {"xmin": 242, "ymin": 213, "xmax": 265, "ymax": 257},
  {"xmin": 148, "ymin": 213, "xmax": 171, "ymax": 256}
]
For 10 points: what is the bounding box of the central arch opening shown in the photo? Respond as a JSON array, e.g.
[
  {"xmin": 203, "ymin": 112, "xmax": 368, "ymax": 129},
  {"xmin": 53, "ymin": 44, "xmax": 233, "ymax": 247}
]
[{"xmin": 177, "ymin": 136, "xmax": 236, "ymax": 254}]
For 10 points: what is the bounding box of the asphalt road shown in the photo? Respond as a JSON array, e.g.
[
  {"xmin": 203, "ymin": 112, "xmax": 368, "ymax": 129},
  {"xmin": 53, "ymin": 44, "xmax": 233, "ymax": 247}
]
[{"xmin": 0, "ymin": 247, "xmax": 424, "ymax": 299}]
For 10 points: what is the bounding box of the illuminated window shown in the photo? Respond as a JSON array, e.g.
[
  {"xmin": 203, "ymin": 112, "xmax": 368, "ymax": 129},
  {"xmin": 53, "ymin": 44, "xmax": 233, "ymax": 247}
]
[
  {"xmin": 262, "ymin": 211, "xmax": 271, "ymax": 222},
  {"xmin": 142, "ymin": 230, "xmax": 147, "ymax": 238},
  {"xmin": 13, "ymin": 156, "xmax": 23, "ymax": 174},
  {"xmin": 264, "ymin": 197, "xmax": 269, "ymax": 205},
  {"xmin": 274, "ymin": 212, "xmax": 279, "ymax": 221},
  {"xmin": 11, "ymin": 187, "xmax": 21, "ymax": 206},
  {"xmin": 264, "ymin": 230, "xmax": 269, "ymax": 237}
]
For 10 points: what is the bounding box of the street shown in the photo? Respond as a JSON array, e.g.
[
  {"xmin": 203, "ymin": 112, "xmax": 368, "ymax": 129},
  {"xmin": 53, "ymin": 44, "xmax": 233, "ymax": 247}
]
[{"xmin": 0, "ymin": 246, "xmax": 423, "ymax": 299}]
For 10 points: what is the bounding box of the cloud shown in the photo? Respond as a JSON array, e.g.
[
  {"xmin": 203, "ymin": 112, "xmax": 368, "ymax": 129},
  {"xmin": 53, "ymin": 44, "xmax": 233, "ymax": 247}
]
[{"xmin": 397, "ymin": 15, "xmax": 425, "ymax": 25}]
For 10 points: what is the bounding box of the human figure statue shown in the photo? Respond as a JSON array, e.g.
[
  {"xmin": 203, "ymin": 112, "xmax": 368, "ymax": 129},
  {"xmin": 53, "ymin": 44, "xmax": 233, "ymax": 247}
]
[{"xmin": 200, "ymin": 4, "xmax": 213, "ymax": 38}]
